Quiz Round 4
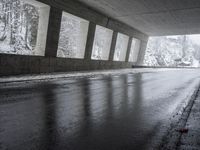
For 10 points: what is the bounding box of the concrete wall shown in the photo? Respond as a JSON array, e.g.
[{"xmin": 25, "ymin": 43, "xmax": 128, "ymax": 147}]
[
  {"xmin": 0, "ymin": 54, "xmax": 133, "ymax": 76},
  {"xmin": 0, "ymin": 0, "xmax": 148, "ymax": 76}
]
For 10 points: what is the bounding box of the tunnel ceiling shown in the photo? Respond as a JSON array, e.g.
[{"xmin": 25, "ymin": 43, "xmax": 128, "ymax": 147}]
[{"xmin": 77, "ymin": 0, "xmax": 200, "ymax": 36}]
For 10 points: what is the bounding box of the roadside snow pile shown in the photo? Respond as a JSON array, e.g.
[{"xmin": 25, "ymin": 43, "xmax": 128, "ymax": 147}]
[{"xmin": 0, "ymin": 68, "xmax": 178, "ymax": 83}]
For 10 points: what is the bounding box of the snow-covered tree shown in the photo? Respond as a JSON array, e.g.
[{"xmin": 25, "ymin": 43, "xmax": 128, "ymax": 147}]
[
  {"xmin": 144, "ymin": 35, "xmax": 200, "ymax": 67},
  {"xmin": 0, "ymin": 0, "xmax": 39, "ymax": 55},
  {"xmin": 57, "ymin": 12, "xmax": 89, "ymax": 59},
  {"xmin": 91, "ymin": 25, "xmax": 113, "ymax": 60}
]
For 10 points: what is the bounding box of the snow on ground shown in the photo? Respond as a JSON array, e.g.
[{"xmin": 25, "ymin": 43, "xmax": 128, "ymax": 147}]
[{"xmin": 0, "ymin": 68, "xmax": 196, "ymax": 83}]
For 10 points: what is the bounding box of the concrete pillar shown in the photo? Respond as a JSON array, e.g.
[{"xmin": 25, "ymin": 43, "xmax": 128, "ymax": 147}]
[
  {"xmin": 109, "ymin": 31, "xmax": 118, "ymax": 61},
  {"xmin": 136, "ymin": 41, "xmax": 148, "ymax": 66},
  {"xmin": 125, "ymin": 37, "xmax": 133, "ymax": 62},
  {"xmin": 84, "ymin": 22, "xmax": 96, "ymax": 60},
  {"xmin": 45, "ymin": 7, "xmax": 62, "ymax": 57}
]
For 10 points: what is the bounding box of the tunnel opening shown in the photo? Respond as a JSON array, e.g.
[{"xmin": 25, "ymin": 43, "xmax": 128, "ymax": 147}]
[
  {"xmin": 143, "ymin": 35, "xmax": 200, "ymax": 68},
  {"xmin": 91, "ymin": 25, "xmax": 113, "ymax": 60},
  {"xmin": 0, "ymin": 0, "xmax": 50, "ymax": 56},
  {"xmin": 57, "ymin": 11, "xmax": 89, "ymax": 59}
]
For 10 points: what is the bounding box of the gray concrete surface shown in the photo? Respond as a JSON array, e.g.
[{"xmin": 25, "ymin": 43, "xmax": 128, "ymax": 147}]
[
  {"xmin": 1, "ymin": 69, "xmax": 200, "ymax": 150},
  {"xmin": 0, "ymin": 54, "xmax": 133, "ymax": 76},
  {"xmin": 76, "ymin": 0, "xmax": 200, "ymax": 36}
]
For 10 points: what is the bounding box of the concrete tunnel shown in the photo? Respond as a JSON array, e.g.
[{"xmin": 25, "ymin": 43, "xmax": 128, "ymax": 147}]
[{"xmin": 1, "ymin": 0, "xmax": 200, "ymax": 150}]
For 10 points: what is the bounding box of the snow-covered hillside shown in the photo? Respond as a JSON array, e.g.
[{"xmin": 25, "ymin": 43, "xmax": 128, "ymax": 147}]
[{"xmin": 144, "ymin": 35, "xmax": 200, "ymax": 67}]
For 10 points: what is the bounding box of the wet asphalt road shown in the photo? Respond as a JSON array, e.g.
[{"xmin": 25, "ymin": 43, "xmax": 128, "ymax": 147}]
[{"xmin": 0, "ymin": 69, "xmax": 200, "ymax": 150}]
